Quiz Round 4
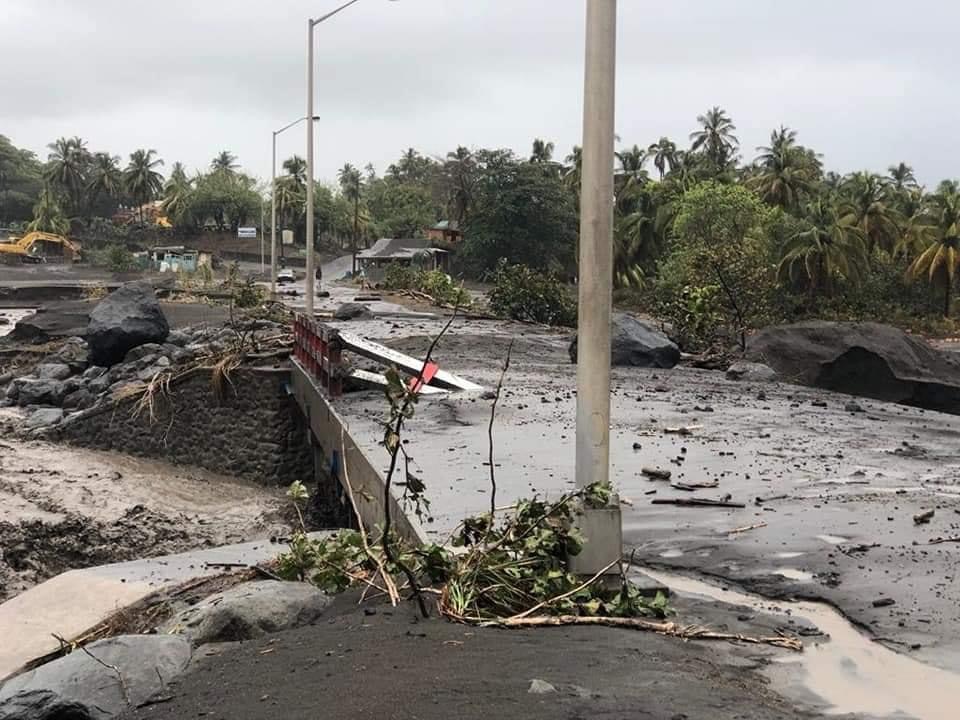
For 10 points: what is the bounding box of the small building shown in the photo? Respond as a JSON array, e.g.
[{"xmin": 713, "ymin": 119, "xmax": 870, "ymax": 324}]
[
  {"xmin": 426, "ymin": 220, "xmax": 463, "ymax": 244},
  {"xmin": 357, "ymin": 238, "xmax": 449, "ymax": 282},
  {"xmin": 147, "ymin": 245, "xmax": 212, "ymax": 273}
]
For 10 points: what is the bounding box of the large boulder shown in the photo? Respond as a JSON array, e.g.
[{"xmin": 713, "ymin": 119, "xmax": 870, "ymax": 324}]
[
  {"xmin": 160, "ymin": 580, "xmax": 332, "ymax": 646},
  {"xmin": 333, "ymin": 302, "xmax": 373, "ymax": 321},
  {"xmin": 726, "ymin": 361, "xmax": 777, "ymax": 382},
  {"xmin": 0, "ymin": 635, "xmax": 191, "ymax": 720},
  {"xmin": 9, "ymin": 302, "xmax": 92, "ymax": 344},
  {"xmin": 24, "ymin": 407, "xmax": 64, "ymax": 429},
  {"xmin": 13, "ymin": 378, "xmax": 68, "ymax": 406},
  {"xmin": 85, "ymin": 283, "xmax": 169, "ymax": 367},
  {"xmin": 746, "ymin": 321, "xmax": 960, "ymax": 414},
  {"xmin": 569, "ymin": 313, "xmax": 680, "ymax": 368}
]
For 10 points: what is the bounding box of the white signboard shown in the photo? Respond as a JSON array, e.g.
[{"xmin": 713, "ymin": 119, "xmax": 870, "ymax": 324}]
[
  {"xmin": 237, "ymin": 227, "xmax": 257, "ymax": 239},
  {"xmin": 282, "ymin": 230, "xmax": 294, "ymax": 246}
]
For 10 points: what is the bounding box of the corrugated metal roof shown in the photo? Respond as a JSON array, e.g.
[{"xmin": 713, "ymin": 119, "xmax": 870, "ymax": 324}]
[{"xmin": 358, "ymin": 238, "xmax": 442, "ymax": 259}]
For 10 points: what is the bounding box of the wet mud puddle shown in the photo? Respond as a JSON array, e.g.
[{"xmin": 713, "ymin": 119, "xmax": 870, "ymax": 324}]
[
  {"xmin": 641, "ymin": 567, "xmax": 958, "ymax": 720},
  {"xmin": 0, "ymin": 308, "xmax": 33, "ymax": 337}
]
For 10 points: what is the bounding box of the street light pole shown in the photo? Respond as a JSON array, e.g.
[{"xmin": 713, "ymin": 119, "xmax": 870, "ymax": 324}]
[
  {"xmin": 575, "ymin": 0, "xmax": 617, "ymax": 491},
  {"xmin": 271, "ymin": 116, "xmax": 319, "ymax": 295},
  {"xmin": 306, "ymin": 0, "xmax": 394, "ymax": 315}
]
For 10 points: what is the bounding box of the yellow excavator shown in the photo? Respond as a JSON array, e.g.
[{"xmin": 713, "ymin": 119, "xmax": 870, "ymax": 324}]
[{"xmin": 0, "ymin": 231, "xmax": 81, "ymax": 264}]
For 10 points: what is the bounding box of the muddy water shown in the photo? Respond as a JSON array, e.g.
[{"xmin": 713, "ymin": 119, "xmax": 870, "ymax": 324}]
[
  {"xmin": 0, "ymin": 308, "xmax": 32, "ymax": 337},
  {"xmin": 641, "ymin": 567, "xmax": 958, "ymax": 720}
]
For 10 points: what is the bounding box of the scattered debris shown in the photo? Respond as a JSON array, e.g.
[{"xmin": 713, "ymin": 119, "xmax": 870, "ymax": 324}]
[
  {"xmin": 663, "ymin": 426, "xmax": 700, "ymax": 436},
  {"xmin": 914, "ymin": 510, "xmax": 935, "ymax": 525},
  {"xmin": 651, "ymin": 497, "xmax": 745, "ymax": 509},
  {"xmin": 754, "ymin": 494, "xmax": 788, "ymax": 506},
  {"xmin": 844, "ymin": 401, "xmax": 866, "ymax": 413},
  {"xmin": 671, "ymin": 480, "xmax": 719, "ymax": 491},
  {"xmin": 641, "ymin": 467, "xmax": 672, "ymax": 481},
  {"xmin": 872, "ymin": 597, "xmax": 896, "ymax": 608},
  {"xmin": 928, "ymin": 536, "xmax": 960, "ymax": 545},
  {"xmin": 528, "ymin": 679, "xmax": 557, "ymax": 695},
  {"xmin": 727, "ymin": 521, "xmax": 768, "ymax": 535}
]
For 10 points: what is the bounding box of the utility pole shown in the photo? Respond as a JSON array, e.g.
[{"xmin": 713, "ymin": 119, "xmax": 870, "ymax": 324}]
[
  {"xmin": 570, "ymin": 0, "xmax": 621, "ymax": 576},
  {"xmin": 305, "ymin": 17, "xmax": 317, "ymax": 316}
]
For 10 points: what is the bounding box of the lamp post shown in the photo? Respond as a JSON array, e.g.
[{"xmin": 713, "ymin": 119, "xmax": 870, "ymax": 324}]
[
  {"xmin": 271, "ymin": 116, "xmax": 319, "ymax": 295},
  {"xmin": 305, "ymin": 0, "xmax": 397, "ymax": 315},
  {"xmin": 570, "ymin": 0, "xmax": 620, "ymax": 577}
]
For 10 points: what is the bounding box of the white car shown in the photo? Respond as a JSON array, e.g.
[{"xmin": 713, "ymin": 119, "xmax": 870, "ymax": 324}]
[{"xmin": 277, "ymin": 269, "xmax": 296, "ymax": 284}]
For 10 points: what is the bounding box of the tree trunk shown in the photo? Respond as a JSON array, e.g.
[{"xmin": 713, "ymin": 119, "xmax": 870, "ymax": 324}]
[{"xmin": 945, "ymin": 279, "xmax": 952, "ymax": 318}]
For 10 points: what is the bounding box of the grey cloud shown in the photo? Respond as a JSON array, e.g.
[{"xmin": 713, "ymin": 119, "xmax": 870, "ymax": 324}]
[{"xmin": 2, "ymin": 0, "xmax": 958, "ymax": 186}]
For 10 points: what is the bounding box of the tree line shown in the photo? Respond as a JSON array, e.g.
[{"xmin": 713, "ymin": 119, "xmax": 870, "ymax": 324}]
[{"xmin": 3, "ymin": 104, "xmax": 959, "ymax": 331}]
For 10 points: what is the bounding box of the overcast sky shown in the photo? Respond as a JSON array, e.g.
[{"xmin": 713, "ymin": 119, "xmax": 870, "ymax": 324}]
[{"xmin": 2, "ymin": 1, "xmax": 955, "ymax": 187}]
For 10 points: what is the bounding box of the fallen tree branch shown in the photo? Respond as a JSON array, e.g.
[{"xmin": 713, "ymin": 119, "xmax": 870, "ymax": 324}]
[
  {"xmin": 341, "ymin": 426, "xmax": 401, "ymax": 606},
  {"xmin": 507, "ymin": 559, "xmax": 618, "ymax": 621},
  {"xmin": 52, "ymin": 633, "xmax": 131, "ymax": 705},
  {"xmin": 652, "ymin": 497, "xmax": 745, "ymax": 509},
  {"xmin": 929, "ymin": 536, "xmax": 960, "ymax": 545},
  {"xmin": 460, "ymin": 616, "xmax": 802, "ymax": 651},
  {"xmin": 487, "ymin": 340, "xmax": 513, "ymax": 522},
  {"xmin": 727, "ymin": 521, "xmax": 767, "ymax": 535}
]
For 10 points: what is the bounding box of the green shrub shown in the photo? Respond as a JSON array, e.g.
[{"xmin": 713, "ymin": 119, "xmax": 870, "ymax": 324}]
[
  {"xmin": 106, "ymin": 245, "xmax": 136, "ymax": 273},
  {"xmin": 383, "ymin": 262, "xmax": 419, "ymax": 291},
  {"xmin": 488, "ymin": 260, "xmax": 577, "ymax": 326},
  {"xmin": 382, "ymin": 262, "xmax": 469, "ymax": 307}
]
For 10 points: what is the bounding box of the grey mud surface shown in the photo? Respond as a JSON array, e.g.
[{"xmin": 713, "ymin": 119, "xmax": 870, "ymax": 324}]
[
  {"xmin": 122, "ymin": 593, "xmax": 823, "ymax": 720},
  {"xmin": 0, "ymin": 438, "xmax": 290, "ymax": 601},
  {"xmin": 328, "ymin": 315, "xmax": 960, "ymax": 682}
]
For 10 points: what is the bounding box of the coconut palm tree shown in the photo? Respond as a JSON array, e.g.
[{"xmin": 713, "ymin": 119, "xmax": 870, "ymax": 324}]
[
  {"xmin": 750, "ymin": 126, "xmax": 818, "ymax": 211},
  {"xmin": 123, "ymin": 149, "xmax": 164, "ymax": 225},
  {"xmin": 563, "ymin": 145, "xmax": 582, "ymax": 194},
  {"xmin": 779, "ymin": 197, "xmax": 868, "ymax": 293},
  {"xmin": 282, "ymin": 155, "xmax": 307, "ymax": 187},
  {"xmin": 887, "ymin": 162, "xmax": 918, "ymax": 192},
  {"xmin": 646, "ymin": 137, "xmax": 678, "ymax": 180},
  {"xmin": 840, "ymin": 172, "xmax": 902, "ymax": 254},
  {"xmin": 86, "ymin": 152, "xmax": 122, "ymax": 209},
  {"xmin": 444, "ymin": 146, "xmax": 475, "ymax": 225},
  {"xmin": 905, "ymin": 184, "xmax": 960, "ymax": 316},
  {"xmin": 530, "ymin": 138, "xmax": 555, "ymax": 164},
  {"xmin": 45, "ymin": 136, "xmax": 90, "ymax": 216},
  {"xmin": 27, "ymin": 185, "xmax": 69, "ymax": 235},
  {"xmin": 338, "ymin": 163, "xmax": 363, "ymax": 271},
  {"xmin": 614, "ymin": 181, "xmax": 660, "ymax": 286},
  {"xmin": 689, "ymin": 107, "xmax": 739, "ymax": 170},
  {"xmin": 616, "ymin": 145, "xmax": 646, "ymax": 181},
  {"xmin": 161, "ymin": 162, "xmax": 194, "ymax": 225},
  {"xmin": 211, "ymin": 150, "xmax": 239, "ymax": 175}
]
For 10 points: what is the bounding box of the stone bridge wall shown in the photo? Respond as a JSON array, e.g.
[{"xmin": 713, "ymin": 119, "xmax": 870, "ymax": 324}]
[{"xmin": 52, "ymin": 366, "xmax": 311, "ymax": 486}]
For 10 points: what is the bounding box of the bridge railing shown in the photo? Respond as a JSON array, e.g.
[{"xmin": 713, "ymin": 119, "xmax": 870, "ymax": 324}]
[{"xmin": 292, "ymin": 314, "xmax": 343, "ymax": 397}]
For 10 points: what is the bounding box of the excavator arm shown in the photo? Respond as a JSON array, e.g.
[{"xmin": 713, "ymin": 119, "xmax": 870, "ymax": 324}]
[{"xmin": 0, "ymin": 232, "xmax": 81, "ymax": 262}]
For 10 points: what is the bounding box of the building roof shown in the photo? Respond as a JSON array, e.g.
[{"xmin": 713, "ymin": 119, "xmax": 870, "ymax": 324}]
[
  {"xmin": 357, "ymin": 238, "xmax": 447, "ymax": 260},
  {"xmin": 151, "ymin": 245, "xmax": 197, "ymax": 254}
]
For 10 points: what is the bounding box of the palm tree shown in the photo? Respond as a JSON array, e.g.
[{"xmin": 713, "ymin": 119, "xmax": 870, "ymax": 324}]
[
  {"xmin": 616, "ymin": 145, "xmax": 646, "ymax": 179},
  {"xmin": 211, "ymin": 150, "xmax": 239, "ymax": 175},
  {"xmin": 690, "ymin": 106, "xmax": 739, "ymax": 170},
  {"xmin": 123, "ymin": 149, "xmax": 164, "ymax": 225},
  {"xmin": 887, "ymin": 162, "xmax": 918, "ymax": 192},
  {"xmin": 646, "ymin": 137, "xmax": 678, "ymax": 180},
  {"xmin": 444, "ymin": 146, "xmax": 475, "ymax": 225},
  {"xmin": 45, "ymin": 136, "xmax": 90, "ymax": 216},
  {"xmin": 563, "ymin": 145, "xmax": 582, "ymax": 193},
  {"xmin": 27, "ymin": 186, "xmax": 69, "ymax": 235},
  {"xmin": 282, "ymin": 156, "xmax": 307, "ymax": 187},
  {"xmin": 614, "ymin": 181, "xmax": 660, "ymax": 286},
  {"xmin": 905, "ymin": 184, "xmax": 960, "ymax": 316},
  {"xmin": 530, "ymin": 138, "xmax": 555, "ymax": 164},
  {"xmin": 161, "ymin": 162, "xmax": 194, "ymax": 225},
  {"xmin": 779, "ymin": 198, "xmax": 868, "ymax": 293},
  {"xmin": 86, "ymin": 152, "xmax": 122, "ymax": 209},
  {"xmin": 840, "ymin": 172, "xmax": 901, "ymax": 254},
  {"xmin": 750, "ymin": 126, "xmax": 818, "ymax": 211},
  {"xmin": 338, "ymin": 163, "xmax": 363, "ymax": 272}
]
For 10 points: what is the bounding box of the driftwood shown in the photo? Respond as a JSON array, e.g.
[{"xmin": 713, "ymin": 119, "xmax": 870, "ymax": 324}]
[
  {"xmin": 642, "ymin": 467, "xmax": 672, "ymax": 480},
  {"xmin": 727, "ymin": 521, "xmax": 768, "ymax": 535},
  {"xmin": 671, "ymin": 480, "xmax": 719, "ymax": 491},
  {"xmin": 929, "ymin": 536, "xmax": 960, "ymax": 545},
  {"xmin": 652, "ymin": 497, "xmax": 745, "ymax": 509},
  {"xmin": 472, "ymin": 615, "xmax": 802, "ymax": 651}
]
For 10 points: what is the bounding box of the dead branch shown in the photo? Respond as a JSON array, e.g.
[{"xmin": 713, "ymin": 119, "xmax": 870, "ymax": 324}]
[
  {"xmin": 929, "ymin": 536, "xmax": 960, "ymax": 545},
  {"xmin": 727, "ymin": 521, "xmax": 767, "ymax": 535},
  {"xmin": 52, "ymin": 633, "xmax": 131, "ymax": 705},
  {"xmin": 652, "ymin": 497, "xmax": 745, "ymax": 509},
  {"xmin": 465, "ymin": 616, "xmax": 803, "ymax": 651},
  {"xmin": 340, "ymin": 426, "xmax": 401, "ymax": 606},
  {"xmin": 381, "ymin": 301, "xmax": 462, "ymax": 618},
  {"xmin": 487, "ymin": 340, "xmax": 514, "ymax": 521}
]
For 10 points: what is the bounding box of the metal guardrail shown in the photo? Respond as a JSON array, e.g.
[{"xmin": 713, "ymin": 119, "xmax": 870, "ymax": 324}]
[{"xmin": 293, "ymin": 314, "xmax": 343, "ymax": 397}]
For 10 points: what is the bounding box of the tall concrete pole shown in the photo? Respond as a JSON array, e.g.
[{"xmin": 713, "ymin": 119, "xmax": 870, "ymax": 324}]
[
  {"xmin": 270, "ymin": 131, "xmax": 277, "ymax": 294},
  {"xmin": 575, "ymin": 0, "xmax": 617, "ymax": 490},
  {"xmin": 305, "ymin": 19, "xmax": 316, "ymax": 316}
]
